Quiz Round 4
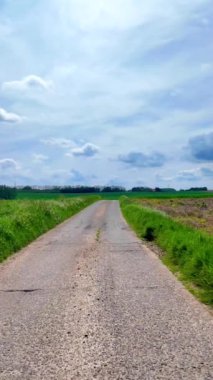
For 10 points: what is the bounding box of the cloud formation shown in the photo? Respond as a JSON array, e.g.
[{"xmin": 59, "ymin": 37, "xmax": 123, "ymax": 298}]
[
  {"xmin": 118, "ymin": 151, "xmax": 166, "ymax": 168},
  {"xmin": 0, "ymin": 158, "xmax": 19, "ymax": 171},
  {"xmin": 176, "ymin": 168, "xmax": 200, "ymax": 181},
  {"xmin": 32, "ymin": 154, "xmax": 49, "ymax": 163},
  {"xmin": 160, "ymin": 166, "xmax": 213, "ymax": 182},
  {"xmin": 0, "ymin": 108, "xmax": 22, "ymax": 123},
  {"xmin": 0, "ymin": 0, "xmax": 212, "ymax": 188},
  {"xmin": 201, "ymin": 167, "xmax": 213, "ymax": 177},
  {"xmin": 187, "ymin": 132, "xmax": 213, "ymax": 161},
  {"xmin": 71, "ymin": 143, "xmax": 99, "ymax": 157},
  {"xmin": 2, "ymin": 75, "xmax": 52, "ymax": 91},
  {"xmin": 42, "ymin": 138, "xmax": 75, "ymax": 149}
]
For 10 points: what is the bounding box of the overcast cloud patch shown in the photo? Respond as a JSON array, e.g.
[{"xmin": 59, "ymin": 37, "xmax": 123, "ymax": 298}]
[
  {"xmin": 187, "ymin": 132, "xmax": 213, "ymax": 161},
  {"xmin": 118, "ymin": 151, "xmax": 166, "ymax": 168}
]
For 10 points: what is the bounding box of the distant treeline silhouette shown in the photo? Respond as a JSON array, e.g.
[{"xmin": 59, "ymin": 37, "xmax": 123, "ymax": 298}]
[
  {"xmin": 0, "ymin": 185, "xmax": 17, "ymax": 199},
  {"xmin": 0, "ymin": 185, "xmax": 208, "ymax": 199}
]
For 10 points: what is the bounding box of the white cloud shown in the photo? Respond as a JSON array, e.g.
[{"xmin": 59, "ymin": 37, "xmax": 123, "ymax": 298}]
[
  {"xmin": 0, "ymin": 0, "xmax": 212, "ymax": 188},
  {"xmin": 55, "ymin": 0, "xmax": 210, "ymax": 32},
  {"xmin": 0, "ymin": 108, "xmax": 23, "ymax": 123},
  {"xmin": 2, "ymin": 75, "xmax": 53, "ymax": 91},
  {"xmin": 0, "ymin": 158, "xmax": 20, "ymax": 171},
  {"xmin": 71, "ymin": 143, "xmax": 99, "ymax": 157},
  {"xmin": 32, "ymin": 154, "xmax": 49, "ymax": 163},
  {"xmin": 41, "ymin": 138, "xmax": 75, "ymax": 149},
  {"xmin": 160, "ymin": 166, "xmax": 213, "ymax": 183}
]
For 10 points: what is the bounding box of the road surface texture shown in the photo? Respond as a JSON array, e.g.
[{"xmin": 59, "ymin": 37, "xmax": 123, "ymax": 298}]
[{"xmin": 0, "ymin": 201, "xmax": 212, "ymax": 380}]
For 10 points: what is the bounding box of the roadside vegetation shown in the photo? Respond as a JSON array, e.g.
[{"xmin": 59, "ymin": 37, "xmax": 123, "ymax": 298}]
[
  {"xmin": 120, "ymin": 197, "xmax": 213, "ymax": 306},
  {"xmin": 0, "ymin": 197, "xmax": 99, "ymax": 263},
  {"xmin": 135, "ymin": 198, "xmax": 213, "ymax": 235}
]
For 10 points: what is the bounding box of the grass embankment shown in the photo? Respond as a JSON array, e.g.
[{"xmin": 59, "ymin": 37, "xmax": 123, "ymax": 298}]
[
  {"xmin": 0, "ymin": 197, "xmax": 99, "ymax": 263},
  {"xmin": 120, "ymin": 197, "xmax": 213, "ymax": 306}
]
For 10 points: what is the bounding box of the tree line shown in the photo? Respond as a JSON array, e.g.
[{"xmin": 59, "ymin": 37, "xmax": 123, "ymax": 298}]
[
  {"xmin": 0, "ymin": 185, "xmax": 208, "ymax": 199},
  {"xmin": 0, "ymin": 186, "xmax": 17, "ymax": 199}
]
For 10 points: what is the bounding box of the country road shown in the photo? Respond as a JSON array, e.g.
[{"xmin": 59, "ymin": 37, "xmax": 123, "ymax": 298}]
[{"xmin": 0, "ymin": 200, "xmax": 212, "ymax": 380}]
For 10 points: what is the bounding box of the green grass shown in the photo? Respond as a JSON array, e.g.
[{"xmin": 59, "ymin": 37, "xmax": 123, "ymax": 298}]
[
  {"xmin": 17, "ymin": 190, "xmax": 213, "ymax": 200},
  {"xmin": 0, "ymin": 196, "xmax": 99, "ymax": 263},
  {"xmin": 120, "ymin": 197, "xmax": 213, "ymax": 306}
]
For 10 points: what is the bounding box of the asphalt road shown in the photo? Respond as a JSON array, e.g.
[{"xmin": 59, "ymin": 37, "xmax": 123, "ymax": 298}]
[{"xmin": 0, "ymin": 200, "xmax": 212, "ymax": 380}]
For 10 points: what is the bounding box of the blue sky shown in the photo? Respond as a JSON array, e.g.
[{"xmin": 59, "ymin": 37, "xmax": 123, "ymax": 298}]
[{"xmin": 0, "ymin": 0, "xmax": 212, "ymax": 189}]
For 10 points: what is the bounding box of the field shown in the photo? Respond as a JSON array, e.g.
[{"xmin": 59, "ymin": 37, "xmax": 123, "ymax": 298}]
[
  {"xmin": 120, "ymin": 196, "xmax": 213, "ymax": 305},
  {"xmin": 135, "ymin": 198, "xmax": 213, "ymax": 235},
  {"xmin": 17, "ymin": 190, "xmax": 213, "ymax": 200},
  {"xmin": 0, "ymin": 196, "xmax": 99, "ymax": 262}
]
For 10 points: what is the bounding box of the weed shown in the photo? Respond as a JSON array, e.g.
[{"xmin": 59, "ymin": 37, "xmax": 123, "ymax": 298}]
[{"xmin": 96, "ymin": 229, "xmax": 101, "ymax": 242}]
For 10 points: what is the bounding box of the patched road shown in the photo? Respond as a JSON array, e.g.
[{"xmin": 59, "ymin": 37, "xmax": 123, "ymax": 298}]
[{"xmin": 0, "ymin": 201, "xmax": 212, "ymax": 379}]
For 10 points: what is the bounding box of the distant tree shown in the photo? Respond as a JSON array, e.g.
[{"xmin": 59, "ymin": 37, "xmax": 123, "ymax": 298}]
[
  {"xmin": 187, "ymin": 187, "xmax": 208, "ymax": 192},
  {"xmin": 0, "ymin": 185, "xmax": 17, "ymax": 199},
  {"xmin": 131, "ymin": 187, "xmax": 153, "ymax": 192},
  {"xmin": 160, "ymin": 188, "xmax": 176, "ymax": 192},
  {"xmin": 60, "ymin": 186, "xmax": 100, "ymax": 194},
  {"xmin": 101, "ymin": 186, "xmax": 126, "ymax": 192},
  {"xmin": 22, "ymin": 186, "xmax": 32, "ymax": 191}
]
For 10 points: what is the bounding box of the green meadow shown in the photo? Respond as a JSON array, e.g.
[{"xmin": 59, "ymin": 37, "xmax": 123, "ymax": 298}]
[{"xmin": 17, "ymin": 190, "xmax": 213, "ymax": 200}]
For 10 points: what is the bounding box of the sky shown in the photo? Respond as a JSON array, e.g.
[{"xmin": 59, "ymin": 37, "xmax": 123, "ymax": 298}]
[{"xmin": 0, "ymin": 0, "xmax": 213, "ymax": 189}]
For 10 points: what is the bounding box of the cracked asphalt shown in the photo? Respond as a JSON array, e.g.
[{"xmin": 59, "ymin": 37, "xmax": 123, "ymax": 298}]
[{"xmin": 0, "ymin": 200, "xmax": 212, "ymax": 379}]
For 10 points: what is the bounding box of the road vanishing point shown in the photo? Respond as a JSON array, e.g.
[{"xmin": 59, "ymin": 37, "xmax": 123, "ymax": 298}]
[{"xmin": 0, "ymin": 201, "xmax": 212, "ymax": 379}]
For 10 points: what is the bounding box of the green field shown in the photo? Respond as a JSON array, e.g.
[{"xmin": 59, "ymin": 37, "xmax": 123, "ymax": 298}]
[
  {"xmin": 17, "ymin": 190, "xmax": 213, "ymax": 200},
  {"xmin": 0, "ymin": 196, "xmax": 99, "ymax": 262},
  {"xmin": 120, "ymin": 196, "xmax": 213, "ymax": 306}
]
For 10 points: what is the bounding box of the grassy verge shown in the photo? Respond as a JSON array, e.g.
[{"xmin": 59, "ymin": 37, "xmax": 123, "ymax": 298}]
[
  {"xmin": 0, "ymin": 196, "xmax": 99, "ymax": 263},
  {"xmin": 120, "ymin": 197, "xmax": 213, "ymax": 306}
]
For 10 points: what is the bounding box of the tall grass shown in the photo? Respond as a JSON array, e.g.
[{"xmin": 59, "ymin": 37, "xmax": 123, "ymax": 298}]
[
  {"xmin": 0, "ymin": 197, "xmax": 99, "ymax": 262},
  {"xmin": 120, "ymin": 197, "xmax": 213, "ymax": 305}
]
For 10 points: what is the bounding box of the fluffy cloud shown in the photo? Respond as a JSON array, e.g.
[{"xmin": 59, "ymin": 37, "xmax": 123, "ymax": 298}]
[
  {"xmin": 118, "ymin": 151, "xmax": 166, "ymax": 168},
  {"xmin": 2, "ymin": 75, "xmax": 52, "ymax": 91},
  {"xmin": 42, "ymin": 138, "xmax": 75, "ymax": 149},
  {"xmin": 32, "ymin": 154, "xmax": 48, "ymax": 163},
  {"xmin": 0, "ymin": 108, "xmax": 22, "ymax": 123},
  {"xmin": 0, "ymin": 0, "xmax": 212, "ymax": 188},
  {"xmin": 160, "ymin": 166, "xmax": 213, "ymax": 182},
  {"xmin": 71, "ymin": 143, "xmax": 99, "ymax": 157},
  {"xmin": 0, "ymin": 158, "xmax": 19, "ymax": 171},
  {"xmin": 187, "ymin": 132, "xmax": 213, "ymax": 161},
  {"xmin": 42, "ymin": 139, "xmax": 100, "ymax": 158}
]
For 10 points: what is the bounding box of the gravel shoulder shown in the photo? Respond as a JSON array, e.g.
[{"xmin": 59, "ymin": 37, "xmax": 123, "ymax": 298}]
[{"xmin": 0, "ymin": 200, "xmax": 212, "ymax": 379}]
